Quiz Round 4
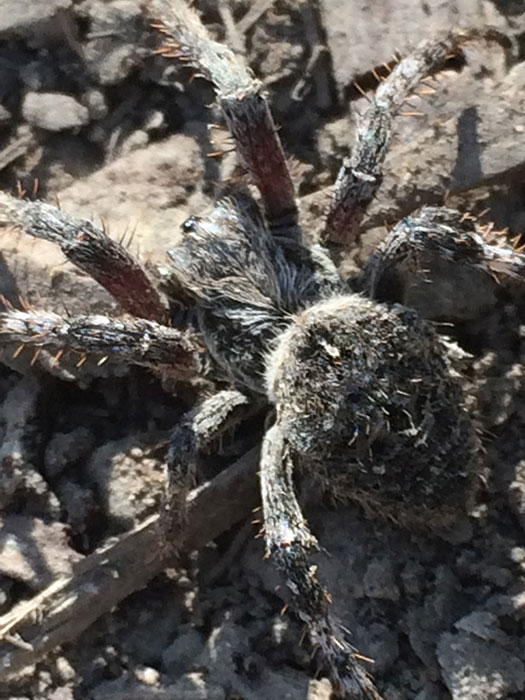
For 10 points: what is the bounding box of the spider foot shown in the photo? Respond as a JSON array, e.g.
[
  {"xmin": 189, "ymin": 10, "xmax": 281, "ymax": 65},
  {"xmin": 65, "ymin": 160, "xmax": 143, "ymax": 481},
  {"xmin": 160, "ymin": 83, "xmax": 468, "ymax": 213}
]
[{"xmin": 311, "ymin": 620, "xmax": 381, "ymax": 700}]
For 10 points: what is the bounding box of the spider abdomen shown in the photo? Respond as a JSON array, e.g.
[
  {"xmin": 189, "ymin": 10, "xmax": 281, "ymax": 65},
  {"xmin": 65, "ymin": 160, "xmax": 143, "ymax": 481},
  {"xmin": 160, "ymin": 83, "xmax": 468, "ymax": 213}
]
[{"xmin": 266, "ymin": 294, "xmax": 479, "ymax": 527}]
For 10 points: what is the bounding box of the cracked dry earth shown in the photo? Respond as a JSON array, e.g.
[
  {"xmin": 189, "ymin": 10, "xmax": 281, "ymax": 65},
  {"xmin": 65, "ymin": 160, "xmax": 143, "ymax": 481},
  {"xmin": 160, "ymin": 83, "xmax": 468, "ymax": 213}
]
[{"xmin": 1, "ymin": 1, "xmax": 525, "ymax": 699}]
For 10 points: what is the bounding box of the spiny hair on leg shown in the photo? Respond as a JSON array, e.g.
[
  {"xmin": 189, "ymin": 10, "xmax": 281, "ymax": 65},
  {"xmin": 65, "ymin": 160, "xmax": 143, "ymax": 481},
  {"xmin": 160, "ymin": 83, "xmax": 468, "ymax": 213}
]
[{"xmin": 0, "ymin": 309, "xmax": 201, "ymax": 378}]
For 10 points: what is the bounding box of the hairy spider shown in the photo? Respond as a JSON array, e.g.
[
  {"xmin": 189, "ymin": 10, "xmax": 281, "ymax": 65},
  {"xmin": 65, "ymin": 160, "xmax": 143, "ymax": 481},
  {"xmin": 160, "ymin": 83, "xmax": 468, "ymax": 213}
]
[{"xmin": 1, "ymin": 2, "xmax": 524, "ymax": 698}]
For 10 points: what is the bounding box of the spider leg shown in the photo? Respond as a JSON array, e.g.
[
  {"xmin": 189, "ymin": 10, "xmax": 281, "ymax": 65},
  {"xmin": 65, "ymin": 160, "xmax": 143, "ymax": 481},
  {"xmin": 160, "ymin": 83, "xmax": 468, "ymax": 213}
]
[
  {"xmin": 260, "ymin": 424, "xmax": 381, "ymax": 700},
  {"xmin": 323, "ymin": 32, "xmax": 469, "ymax": 256},
  {"xmin": 0, "ymin": 192, "xmax": 169, "ymax": 323},
  {"xmin": 162, "ymin": 389, "xmax": 251, "ymax": 558},
  {"xmin": 0, "ymin": 309, "xmax": 200, "ymax": 379},
  {"xmin": 147, "ymin": 0, "xmax": 299, "ymax": 238},
  {"xmin": 362, "ymin": 206, "xmax": 525, "ymax": 321}
]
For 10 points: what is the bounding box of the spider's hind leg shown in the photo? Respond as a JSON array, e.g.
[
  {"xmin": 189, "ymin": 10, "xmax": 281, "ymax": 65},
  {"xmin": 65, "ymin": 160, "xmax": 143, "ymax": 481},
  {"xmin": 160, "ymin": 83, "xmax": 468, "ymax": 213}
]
[
  {"xmin": 260, "ymin": 424, "xmax": 381, "ymax": 700},
  {"xmin": 0, "ymin": 192, "xmax": 169, "ymax": 323},
  {"xmin": 323, "ymin": 33, "xmax": 469, "ymax": 257},
  {"xmin": 362, "ymin": 206, "xmax": 525, "ymax": 321}
]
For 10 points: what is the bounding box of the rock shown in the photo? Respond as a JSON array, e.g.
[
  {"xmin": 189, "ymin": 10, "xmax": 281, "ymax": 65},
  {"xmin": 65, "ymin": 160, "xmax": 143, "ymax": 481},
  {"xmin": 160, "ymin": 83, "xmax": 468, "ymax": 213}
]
[
  {"xmin": 82, "ymin": 0, "xmax": 145, "ymax": 85},
  {"xmin": 253, "ymin": 668, "xmax": 310, "ymax": 699},
  {"xmin": 86, "ymin": 437, "xmax": 165, "ymax": 528},
  {"xmin": 363, "ymin": 558, "xmax": 400, "ymax": 601},
  {"xmin": 304, "ymin": 28, "xmax": 525, "ymax": 240},
  {"xmin": 44, "ymin": 427, "xmax": 95, "ymax": 479},
  {"xmin": 454, "ymin": 611, "xmax": 510, "ymax": 645},
  {"xmin": 356, "ymin": 622, "xmax": 399, "ymax": 674},
  {"xmin": 508, "ymin": 459, "xmax": 525, "ymax": 531},
  {"xmin": 319, "ymin": 0, "xmax": 506, "ymax": 94},
  {"xmin": 20, "ymin": 61, "xmax": 58, "ymax": 91},
  {"xmin": 0, "ymin": 105, "xmax": 11, "ymax": 124},
  {"xmin": 57, "ymin": 133, "xmax": 206, "ymax": 256},
  {"xmin": 0, "ymin": 575, "xmax": 14, "ymax": 613},
  {"xmin": 55, "ymin": 656, "xmax": 76, "ymax": 683},
  {"xmin": 307, "ymin": 679, "xmax": 333, "ymax": 700},
  {"xmin": 91, "ymin": 670, "xmax": 226, "ymax": 699},
  {"xmin": 0, "ymin": 515, "xmax": 82, "ymax": 588},
  {"xmin": 414, "ymin": 682, "xmax": 442, "ymax": 700},
  {"xmin": 134, "ymin": 666, "xmax": 160, "ymax": 686},
  {"xmin": 166, "ymin": 672, "xmax": 226, "ymax": 700},
  {"xmin": 82, "ymin": 89, "xmax": 108, "ymax": 120},
  {"xmin": 400, "ymin": 560, "xmax": 425, "ymax": 595},
  {"xmin": 0, "ymin": 0, "xmax": 71, "ymax": 36},
  {"xmin": 22, "ymin": 92, "xmax": 90, "ymax": 131},
  {"xmin": 0, "ymin": 377, "xmax": 61, "ymax": 518},
  {"xmin": 437, "ymin": 631, "xmax": 525, "ymax": 699},
  {"xmin": 49, "ymin": 689, "xmax": 75, "ymax": 700},
  {"xmin": 54, "ymin": 479, "xmax": 96, "ymax": 537},
  {"xmin": 162, "ymin": 627, "xmax": 206, "ymax": 677}
]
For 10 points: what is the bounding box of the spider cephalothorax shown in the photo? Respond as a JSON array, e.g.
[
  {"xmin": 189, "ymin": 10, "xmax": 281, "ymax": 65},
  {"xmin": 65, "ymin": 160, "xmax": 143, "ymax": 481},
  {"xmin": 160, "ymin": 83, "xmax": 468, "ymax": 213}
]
[{"xmin": 1, "ymin": 2, "xmax": 524, "ymax": 698}]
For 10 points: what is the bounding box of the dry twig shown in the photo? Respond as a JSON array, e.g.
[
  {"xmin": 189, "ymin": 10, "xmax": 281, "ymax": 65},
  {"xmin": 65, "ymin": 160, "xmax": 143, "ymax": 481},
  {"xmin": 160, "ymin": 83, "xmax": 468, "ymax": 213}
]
[{"xmin": 0, "ymin": 447, "xmax": 260, "ymax": 680}]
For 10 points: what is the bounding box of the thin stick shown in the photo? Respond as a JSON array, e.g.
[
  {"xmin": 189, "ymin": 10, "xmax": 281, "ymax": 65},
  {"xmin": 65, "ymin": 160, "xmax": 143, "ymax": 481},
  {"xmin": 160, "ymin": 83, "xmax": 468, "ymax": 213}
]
[{"xmin": 0, "ymin": 446, "xmax": 260, "ymax": 680}]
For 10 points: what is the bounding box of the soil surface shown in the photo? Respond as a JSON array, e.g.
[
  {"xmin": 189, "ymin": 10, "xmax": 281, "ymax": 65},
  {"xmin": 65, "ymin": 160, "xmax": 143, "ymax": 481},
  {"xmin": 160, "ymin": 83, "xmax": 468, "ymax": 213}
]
[{"xmin": 1, "ymin": 1, "xmax": 525, "ymax": 699}]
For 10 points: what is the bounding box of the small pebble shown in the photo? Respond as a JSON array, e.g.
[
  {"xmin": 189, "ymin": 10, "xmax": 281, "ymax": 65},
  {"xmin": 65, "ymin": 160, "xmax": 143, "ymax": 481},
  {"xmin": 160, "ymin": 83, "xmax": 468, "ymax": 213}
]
[{"xmin": 135, "ymin": 665, "xmax": 160, "ymax": 685}]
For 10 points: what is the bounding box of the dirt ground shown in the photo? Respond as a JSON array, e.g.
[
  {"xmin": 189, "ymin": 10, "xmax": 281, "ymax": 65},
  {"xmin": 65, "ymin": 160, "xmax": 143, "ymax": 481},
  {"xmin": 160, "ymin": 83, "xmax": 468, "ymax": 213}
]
[{"xmin": 1, "ymin": 1, "xmax": 525, "ymax": 699}]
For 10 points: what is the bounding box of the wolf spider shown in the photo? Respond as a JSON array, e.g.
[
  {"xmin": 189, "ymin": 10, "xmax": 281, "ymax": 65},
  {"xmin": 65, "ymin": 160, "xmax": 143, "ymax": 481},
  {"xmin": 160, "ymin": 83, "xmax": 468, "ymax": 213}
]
[{"xmin": 1, "ymin": 2, "xmax": 524, "ymax": 698}]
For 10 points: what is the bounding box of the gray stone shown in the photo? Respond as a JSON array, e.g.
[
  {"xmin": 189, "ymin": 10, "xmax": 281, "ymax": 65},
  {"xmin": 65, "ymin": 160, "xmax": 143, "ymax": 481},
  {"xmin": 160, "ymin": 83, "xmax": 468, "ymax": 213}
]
[
  {"xmin": 82, "ymin": 89, "xmax": 108, "ymax": 120},
  {"xmin": 91, "ymin": 670, "xmax": 225, "ymax": 699},
  {"xmin": 0, "ymin": 0, "xmax": 71, "ymax": 36},
  {"xmin": 304, "ymin": 11, "xmax": 525, "ymax": 241},
  {"xmin": 454, "ymin": 611, "xmax": 509, "ymax": 645},
  {"xmin": 83, "ymin": 1, "xmax": 144, "ymax": 85},
  {"xmin": 44, "ymin": 427, "xmax": 95, "ymax": 478},
  {"xmin": 356, "ymin": 622, "xmax": 399, "ymax": 674},
  {"xmin": 20, "ymin": 61, "xmax": 58, "ymax": 91},
  {"xmin": 320, "ymin": 0, "xmax": 505, "ymax": 93},
  {"xmin": 508, "ymin": 459, "xmax": 525, "ymax": 531},
  {"xmin": 0, "ymin": 515, "xmax": 82, "ymax": 588},
  {"xmin": 0, "ymin": 377, "xmax": 60, "ymax": 518},
  {"xmin": 0, "ymin": 105, "xmax": 11, "ymax": 124},
  {"xmin": 86, "ymin": 437, "xmax": 165, "ymax": 528},
  {"xmin": 162, "ymin": 627, "xmax": 205, "ymax": 678},
  {"xmin": 414, "ymin": 682, "xmax": 442, "ymax": 700},
  {"xmin": 22, "ymin": 93, "xmax": 90, "ymax": 131},
  {"xmin": 363, "ymin": 558, "xmax": 400, "ymax": 601},
  {"xmin": 437, "ymin": 631, "xmax": 525, "ymax": 699}
]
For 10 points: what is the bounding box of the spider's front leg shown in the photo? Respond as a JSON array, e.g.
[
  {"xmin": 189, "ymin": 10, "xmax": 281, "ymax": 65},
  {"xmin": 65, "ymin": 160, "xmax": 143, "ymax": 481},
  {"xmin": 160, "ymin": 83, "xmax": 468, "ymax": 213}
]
[
  {"xmin": 323, "ymin": 33, "xmax": 470, "ymax": 255},
  {"xmin": 162, "ymin": 389, "xmax": 252, "ymax": 559},
  {"xmin": 260, "ymin": 424, "xmax": 380, "ymax": 700},
  {"xmin": 0, "ymin": 192, "xmax": 169, "ymax": 323},
  {"xmin": 147, "ymin": 0, "xmax": 299, "ymax": 238},
  {"xmin": 362, "ymin": 206, "xmax": 525, "ymax": 321},
  {"xmin": 0, "ymin": 309, "xmax": 201, "ymax": 379}
]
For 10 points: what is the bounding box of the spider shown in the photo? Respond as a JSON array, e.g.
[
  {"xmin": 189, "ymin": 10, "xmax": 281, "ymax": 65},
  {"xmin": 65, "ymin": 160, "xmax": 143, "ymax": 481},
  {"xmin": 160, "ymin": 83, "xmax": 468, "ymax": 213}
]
[{"xmin": 0, "ymin": 2, "xmax": 524, "ymax": 698}]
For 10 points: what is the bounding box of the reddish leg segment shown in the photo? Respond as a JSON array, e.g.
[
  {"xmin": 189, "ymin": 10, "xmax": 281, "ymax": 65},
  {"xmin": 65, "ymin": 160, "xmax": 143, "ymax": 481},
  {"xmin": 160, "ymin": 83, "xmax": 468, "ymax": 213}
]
[
  {"xmin": 0, "ymin": 192, "xmax": 168, "ymax": 323},
  {"xmin": 148, "ymin": 0, "xmax": 299, "ymax": 237}
]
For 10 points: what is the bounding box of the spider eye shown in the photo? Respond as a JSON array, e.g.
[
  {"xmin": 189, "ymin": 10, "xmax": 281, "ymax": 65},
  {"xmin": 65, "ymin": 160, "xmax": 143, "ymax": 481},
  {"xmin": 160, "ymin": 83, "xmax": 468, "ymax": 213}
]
[{"xmin": 181, "ymin": 216, "xmax": 200, "ymax": 233}]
